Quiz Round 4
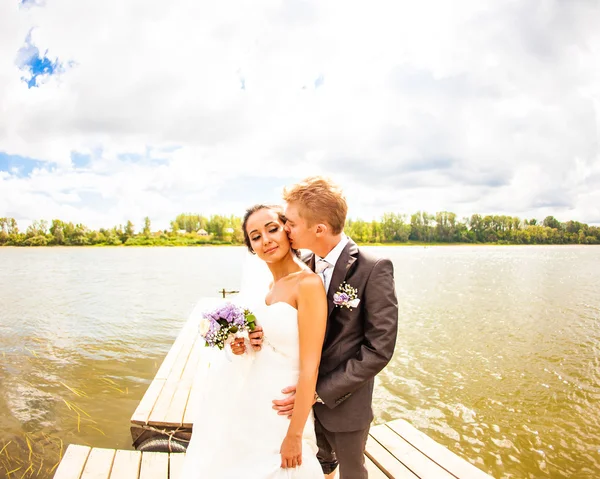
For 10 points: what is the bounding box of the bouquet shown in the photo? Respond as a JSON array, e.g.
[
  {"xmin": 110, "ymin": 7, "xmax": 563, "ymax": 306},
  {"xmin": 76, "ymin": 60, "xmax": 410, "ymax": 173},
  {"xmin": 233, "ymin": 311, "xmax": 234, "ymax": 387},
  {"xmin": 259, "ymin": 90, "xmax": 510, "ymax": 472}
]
[{"xmin": 198, "ymin": 302, "xmax": 257, "ymax": 350}]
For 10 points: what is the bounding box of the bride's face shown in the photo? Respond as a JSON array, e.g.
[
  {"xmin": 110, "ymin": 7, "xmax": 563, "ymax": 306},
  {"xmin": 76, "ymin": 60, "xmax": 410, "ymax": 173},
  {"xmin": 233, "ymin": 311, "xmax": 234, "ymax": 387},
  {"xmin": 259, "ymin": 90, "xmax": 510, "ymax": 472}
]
[{"xmin": 246, "ymin": 208, "xmax": 291, "ymax": 262}]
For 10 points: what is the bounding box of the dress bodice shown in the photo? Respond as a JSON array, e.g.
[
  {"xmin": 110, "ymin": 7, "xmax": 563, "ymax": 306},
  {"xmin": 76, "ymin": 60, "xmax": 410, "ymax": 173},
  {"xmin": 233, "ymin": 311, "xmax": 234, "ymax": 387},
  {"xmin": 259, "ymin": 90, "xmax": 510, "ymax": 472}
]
[{"xmin": 254, "ymin": 301, "xmax": 300, "ymax": 370}]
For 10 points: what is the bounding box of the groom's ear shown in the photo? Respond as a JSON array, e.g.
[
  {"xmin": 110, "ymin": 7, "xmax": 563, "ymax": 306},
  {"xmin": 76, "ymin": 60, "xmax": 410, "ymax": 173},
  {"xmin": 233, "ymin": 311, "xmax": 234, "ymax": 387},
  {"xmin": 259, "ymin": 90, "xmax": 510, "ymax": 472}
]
[{"xmin": 315, "ymin": 223, "xmax": 328, "ymax": 236}]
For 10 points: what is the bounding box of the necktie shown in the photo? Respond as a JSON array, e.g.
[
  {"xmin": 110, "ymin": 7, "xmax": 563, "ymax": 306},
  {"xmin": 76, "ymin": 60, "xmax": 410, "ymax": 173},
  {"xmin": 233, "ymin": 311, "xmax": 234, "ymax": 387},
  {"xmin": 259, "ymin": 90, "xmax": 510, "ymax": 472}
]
[{"xmin": 315, "ymin": 259, "xmax": 333, "ymax": 289}]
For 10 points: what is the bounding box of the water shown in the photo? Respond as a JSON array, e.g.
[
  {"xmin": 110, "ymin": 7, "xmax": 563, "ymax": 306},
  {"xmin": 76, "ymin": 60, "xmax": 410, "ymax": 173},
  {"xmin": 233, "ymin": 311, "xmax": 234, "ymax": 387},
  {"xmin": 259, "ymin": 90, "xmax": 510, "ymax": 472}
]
[{"xmin": 0, "ymin": 245, "xmax": 599, "ymax": 478}]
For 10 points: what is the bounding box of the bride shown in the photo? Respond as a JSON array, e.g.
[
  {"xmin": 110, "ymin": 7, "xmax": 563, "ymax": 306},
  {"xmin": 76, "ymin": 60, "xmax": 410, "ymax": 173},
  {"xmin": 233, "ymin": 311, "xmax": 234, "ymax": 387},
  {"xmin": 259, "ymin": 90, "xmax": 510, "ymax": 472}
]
[{"xmin": 179, "ymin": 204, "xmax": 328, "ymax": 478}]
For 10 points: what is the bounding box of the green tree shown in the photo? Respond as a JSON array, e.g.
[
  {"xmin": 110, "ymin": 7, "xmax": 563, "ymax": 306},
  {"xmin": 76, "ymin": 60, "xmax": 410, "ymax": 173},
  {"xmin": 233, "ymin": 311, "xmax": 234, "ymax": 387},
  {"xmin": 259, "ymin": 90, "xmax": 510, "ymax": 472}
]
[
  {"xmin": 173, "ymin": 213, "xmax": 208, "ymax": 233},
  {"xmin": 434, "ymin": 211, "xmax": 457, "ymax": 242},
  {"xmin": 370, "ymin": 220, "xmax": 381, "ymax": 243},
  {"xmin": 409, "ymin": 212, "xmax": 425, "ymax": 241},
  {"xmin": 228, "ymin": 215, "xmax": 243, "ymax": 244},
  {"xmin": 23, "ymin": 235, "xmax": 48, "ymax": 246},
  {"xmin": 49, "ymin": 219, "xmax": 66, "ymax": 245},
  {"xmin": 143, "ymin": 217, "xmax": 152, "ymax": 237},
  {"xmin": 71, "ymin": 224, "xmax": 90, "ymax": 245},
  {"xmin": 543, "ymin": 216, "xmax": 561, "ymax": 230},
  {"xmin": 381, "ymin": 213, "xmax": 410, "ymax": 242},
  {"xmin": 118, "ymin": 220, "xmax": 135, "ymax": 243},
  {"xmin": 5, "ymin": 218, "xmax": 21, "ymax": 245},
  {"xmin": 0, "ymin": 218, "xmax": 8, "ymax": 245},
  {"xmin": 207, "ymin": 215, "xmax": 228, "ymax": 240},
  {"xmin": 345, "ymin": 219, "xmax": 371, "ymax": 243},
  {"xmin": 105, "ymin": 228, "xmax": 122, "ymax": 245},
  {"xmin": 468, "ymin": 214, "xmax": 484, "ymax": 242}
]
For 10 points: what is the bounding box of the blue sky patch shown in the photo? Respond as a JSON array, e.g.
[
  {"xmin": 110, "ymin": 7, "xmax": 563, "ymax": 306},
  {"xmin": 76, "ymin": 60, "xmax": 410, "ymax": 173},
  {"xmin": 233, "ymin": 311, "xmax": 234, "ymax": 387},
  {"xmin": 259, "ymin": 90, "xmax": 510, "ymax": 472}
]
[
  {"xmin": 17, "ymin": 31, "xmax": 62, "ymax": 88},
  {"xmin": 156, "ymin": 145, "xmax": 182, "ymax": 154},
  {"xmin": 71, "ymin": 152, "xmax": 91, "ymax": 168},
  {"xmin": 19, "ymin": 0, "xmax": 43, "ymax": 7},
  {"xmin": 0, "ymin": 152, "xmax": 49, "ymax": 177},
  {"xmin": 117, "ymin": 148, "xmax": 170, "ymax": 166},
  {"xmin": 118, "ymin": 153, "xmax": 144, "ymax": 163}
]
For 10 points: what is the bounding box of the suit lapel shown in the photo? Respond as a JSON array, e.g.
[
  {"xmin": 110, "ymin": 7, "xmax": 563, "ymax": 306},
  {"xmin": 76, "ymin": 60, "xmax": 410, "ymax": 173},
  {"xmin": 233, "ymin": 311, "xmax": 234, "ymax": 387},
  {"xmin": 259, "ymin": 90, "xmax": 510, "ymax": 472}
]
[{"xmin": 327, "ymin": 239, "xmax": 359, "ymax": 321}]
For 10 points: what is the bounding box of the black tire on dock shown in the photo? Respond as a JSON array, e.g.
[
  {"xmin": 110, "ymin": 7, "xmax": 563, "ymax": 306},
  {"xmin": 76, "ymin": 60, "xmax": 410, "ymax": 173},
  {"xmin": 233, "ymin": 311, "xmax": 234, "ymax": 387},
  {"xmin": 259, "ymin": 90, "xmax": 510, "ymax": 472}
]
[{"xmin": 137, "ymin": 437, "xmax": 188, "ymax": 453}]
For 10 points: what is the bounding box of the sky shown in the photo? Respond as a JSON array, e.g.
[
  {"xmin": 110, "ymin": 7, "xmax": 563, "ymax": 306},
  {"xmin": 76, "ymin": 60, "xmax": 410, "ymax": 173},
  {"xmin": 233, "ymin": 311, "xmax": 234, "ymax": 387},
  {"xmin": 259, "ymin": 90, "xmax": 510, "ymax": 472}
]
[{"xmin": 1, "ymin": 0, "xmax": 599, "ymax": 231}]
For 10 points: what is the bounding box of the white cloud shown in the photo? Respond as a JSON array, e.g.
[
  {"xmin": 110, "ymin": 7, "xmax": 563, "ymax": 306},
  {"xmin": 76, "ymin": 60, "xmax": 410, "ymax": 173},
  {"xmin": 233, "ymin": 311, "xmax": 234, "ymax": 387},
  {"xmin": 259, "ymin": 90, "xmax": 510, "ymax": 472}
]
[{"xmin": 0, "ymin": 0, "xmax": 599, "ymax": 230}]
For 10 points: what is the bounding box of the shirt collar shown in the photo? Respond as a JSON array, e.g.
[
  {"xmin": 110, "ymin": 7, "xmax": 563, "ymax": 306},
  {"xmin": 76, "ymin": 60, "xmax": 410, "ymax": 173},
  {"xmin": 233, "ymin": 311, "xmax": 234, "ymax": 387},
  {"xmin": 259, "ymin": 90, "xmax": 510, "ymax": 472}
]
[{"xmin": 316, "ymin": 233, "xmax": 349, "ymax": 268}]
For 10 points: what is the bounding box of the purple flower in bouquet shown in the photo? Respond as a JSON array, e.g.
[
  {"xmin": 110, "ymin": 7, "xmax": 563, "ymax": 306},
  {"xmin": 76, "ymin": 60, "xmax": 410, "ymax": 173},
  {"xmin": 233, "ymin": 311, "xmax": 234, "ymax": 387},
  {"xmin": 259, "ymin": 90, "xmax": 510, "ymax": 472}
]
[{"xmin": 199, "ymin": 302, "xmax": 256, "ymax": 350}]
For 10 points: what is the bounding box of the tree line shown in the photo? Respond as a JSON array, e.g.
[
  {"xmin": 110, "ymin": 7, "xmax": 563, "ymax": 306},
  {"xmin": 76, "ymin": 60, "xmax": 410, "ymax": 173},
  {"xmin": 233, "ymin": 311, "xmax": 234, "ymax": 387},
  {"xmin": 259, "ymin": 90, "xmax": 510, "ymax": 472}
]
[{"xmin": 0, "ymin": 212, "xmax": 599, "ymax": 247}]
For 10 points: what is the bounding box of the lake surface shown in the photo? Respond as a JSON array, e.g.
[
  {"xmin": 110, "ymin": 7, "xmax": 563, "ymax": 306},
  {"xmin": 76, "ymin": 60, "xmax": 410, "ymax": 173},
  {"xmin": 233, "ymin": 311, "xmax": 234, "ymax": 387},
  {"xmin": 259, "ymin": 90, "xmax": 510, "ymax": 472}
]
[{"xmin": 0, "ymin": 245, "xmax": 599, "ymax": 478}]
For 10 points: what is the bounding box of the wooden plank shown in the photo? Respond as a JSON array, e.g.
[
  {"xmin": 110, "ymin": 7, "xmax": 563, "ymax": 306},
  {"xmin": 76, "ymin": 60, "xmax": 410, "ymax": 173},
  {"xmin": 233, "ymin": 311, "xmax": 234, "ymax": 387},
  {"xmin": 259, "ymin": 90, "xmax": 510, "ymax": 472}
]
[
  {"xmin": 167, "ymin": 336, "xmax": 196, "ymax": 382},
  {"xmin": 386, "ymin": 420, "xmax": 493, "ymax": 479},
  {"xmin": 182, "ymin": 373, "xmax": 205, "ymax": 427},
  {"xmin": 131, "ymin": 379, "xmax": 166, "ymax": 425},
  {"xmin": 139, "ymin": 452, "xmax": 169, "ymax": 479},
  {"xmin": 168, "ymin": 453, "xmax": 186, "ymax": 479},
  {"xmin": 365, "ymin": 454, "xmax": 392, "ymax": 478},
  {"xmin": 180, "ymin": 338, "xmax": 203, "ymax": 383},
  {"xmin": 370, "ymin": 424, "xmax": 455, "ymax": 479},
  {"xmin": 163, "ymin": 380, "xmax": 193, "ymax": 425},
  {"xmin": 176, "ymin": 341, "xmax": 206, "ymax": 427},
  {"xmin": 109, "ymin": 450, "xmax": 141, "ymax": 479},
  {"xmin": 148, "ymin": 380, "xmax": 178, "ymax": 427},
  {"xmin": 366, "ymin": 434, "xmax": 419, "ymax": 479},
  {"xmin": 80, "ymin": 448, "xmax": 116, "ymax": 479},
  {"xmin": 53, "ymin": 444, "xmax": 91, "ymax": 479},
  {"xmin": 154, "ymin": 298, "xmax": 209, "ymax": 382},
  {"xmin": 155, "ymin": 337, "xmax": 187, "ymax": 381},
  {"xmin": 149, "ymin": 337, "xmax": 196, "ymax": 426}
]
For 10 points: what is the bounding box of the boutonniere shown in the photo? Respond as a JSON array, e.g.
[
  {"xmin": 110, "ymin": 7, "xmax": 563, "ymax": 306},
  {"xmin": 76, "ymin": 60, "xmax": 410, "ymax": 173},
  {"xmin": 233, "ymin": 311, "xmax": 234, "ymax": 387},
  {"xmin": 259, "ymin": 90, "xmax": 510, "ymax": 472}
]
[{"xmin": 333, "ymin": 282, "xmax": 360, "ymax": 309}]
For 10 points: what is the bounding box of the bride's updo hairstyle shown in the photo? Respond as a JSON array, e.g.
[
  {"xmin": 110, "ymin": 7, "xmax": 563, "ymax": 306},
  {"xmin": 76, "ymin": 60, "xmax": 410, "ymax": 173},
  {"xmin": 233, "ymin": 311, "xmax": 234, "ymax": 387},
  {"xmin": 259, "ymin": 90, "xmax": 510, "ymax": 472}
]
[{"xmin": 242, "ymin": 204, "xmax": 299, "ymax": 257}]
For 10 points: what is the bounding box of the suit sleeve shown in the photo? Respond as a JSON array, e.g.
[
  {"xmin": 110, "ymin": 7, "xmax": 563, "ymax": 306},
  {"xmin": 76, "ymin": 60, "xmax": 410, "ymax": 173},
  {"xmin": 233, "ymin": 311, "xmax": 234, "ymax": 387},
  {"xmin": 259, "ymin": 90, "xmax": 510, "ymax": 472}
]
[{"xmin": 316, "ymin": 258, "xmax": 398, "ymax": 409}]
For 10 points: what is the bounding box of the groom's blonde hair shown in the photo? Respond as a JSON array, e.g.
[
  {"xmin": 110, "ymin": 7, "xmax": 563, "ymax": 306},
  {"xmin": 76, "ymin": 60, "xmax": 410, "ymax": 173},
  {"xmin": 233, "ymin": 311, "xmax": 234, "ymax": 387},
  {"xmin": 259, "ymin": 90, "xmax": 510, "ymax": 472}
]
[{"xmin": 283, "ymin": 176, "xmax": 347, "ymax": 234}]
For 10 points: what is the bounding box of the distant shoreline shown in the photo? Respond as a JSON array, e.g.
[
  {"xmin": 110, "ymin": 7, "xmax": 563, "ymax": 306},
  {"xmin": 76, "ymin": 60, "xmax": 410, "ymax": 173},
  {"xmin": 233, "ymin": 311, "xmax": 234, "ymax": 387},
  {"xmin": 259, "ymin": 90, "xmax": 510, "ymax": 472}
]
[
  {"xmin": 1, "ymin": 242, "xmax": 596, "ymax": 249},
  {"xmin": 3, "ymin": 213, "xmax": 599, "ymax": 246}
]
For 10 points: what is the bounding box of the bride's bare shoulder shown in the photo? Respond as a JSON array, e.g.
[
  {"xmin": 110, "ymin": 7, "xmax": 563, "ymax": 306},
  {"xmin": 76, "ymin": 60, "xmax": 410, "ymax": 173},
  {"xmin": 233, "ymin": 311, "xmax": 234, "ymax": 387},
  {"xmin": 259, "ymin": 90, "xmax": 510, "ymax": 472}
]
[{"xmin": 295, "ymin": 269, "xmax": 322, "ymax": 289}]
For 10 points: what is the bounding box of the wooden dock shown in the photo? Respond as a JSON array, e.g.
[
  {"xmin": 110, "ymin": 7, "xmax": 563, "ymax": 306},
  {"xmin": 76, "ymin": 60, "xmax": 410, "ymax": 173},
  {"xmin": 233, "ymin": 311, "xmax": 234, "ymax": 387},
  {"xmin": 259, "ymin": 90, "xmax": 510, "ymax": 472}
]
[
  {"xmin": 53, "ymin": 444, "xmax": 389, "ymax": 479},
  {"xmin": 54, "ymin": 419, "xmax": 493, "ymax": 479},
  {"xmin": 53, "ymin": 297, "xmax": 495, "ymax": 478}
]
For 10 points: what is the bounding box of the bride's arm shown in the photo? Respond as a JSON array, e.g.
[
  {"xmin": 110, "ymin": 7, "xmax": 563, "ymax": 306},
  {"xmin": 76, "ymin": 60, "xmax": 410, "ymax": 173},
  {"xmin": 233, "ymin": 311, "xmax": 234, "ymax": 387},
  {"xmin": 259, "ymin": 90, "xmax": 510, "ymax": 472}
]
[{"xmin": 280, "ymin": 274, "xmax": 327, "ymax": 468}]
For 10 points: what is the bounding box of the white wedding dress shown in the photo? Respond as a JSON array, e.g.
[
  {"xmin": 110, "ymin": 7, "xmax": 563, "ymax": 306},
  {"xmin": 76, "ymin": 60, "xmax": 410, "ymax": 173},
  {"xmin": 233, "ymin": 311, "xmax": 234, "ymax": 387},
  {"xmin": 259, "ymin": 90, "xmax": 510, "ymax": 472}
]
[{"xmin": 179, "ymin": 300, "xmax": 323, "ymax": 479}]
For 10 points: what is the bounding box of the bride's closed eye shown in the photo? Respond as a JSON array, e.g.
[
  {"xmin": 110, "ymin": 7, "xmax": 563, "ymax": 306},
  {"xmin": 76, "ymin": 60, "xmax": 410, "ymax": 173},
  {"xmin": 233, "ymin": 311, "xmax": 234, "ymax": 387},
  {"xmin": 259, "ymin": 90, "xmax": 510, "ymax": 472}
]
[{"xmin": 251, "ymin": 226, "xmax": 280, "ymax": 242}]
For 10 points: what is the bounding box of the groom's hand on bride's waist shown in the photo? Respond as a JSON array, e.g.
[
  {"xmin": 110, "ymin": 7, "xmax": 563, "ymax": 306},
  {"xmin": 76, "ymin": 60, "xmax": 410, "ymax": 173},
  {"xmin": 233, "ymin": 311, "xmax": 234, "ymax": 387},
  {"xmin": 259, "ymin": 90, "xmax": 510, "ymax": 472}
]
[{"xmin": 272, "ymin": 385, "xmax": 298, "ymax": 417}]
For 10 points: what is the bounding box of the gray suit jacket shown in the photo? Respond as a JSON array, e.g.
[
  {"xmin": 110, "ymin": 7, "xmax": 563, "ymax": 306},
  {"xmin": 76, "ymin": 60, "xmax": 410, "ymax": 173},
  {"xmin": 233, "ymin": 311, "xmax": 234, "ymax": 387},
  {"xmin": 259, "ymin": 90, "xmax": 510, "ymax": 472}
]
[{"xmin": 305, "ymin": 239, "xmax": 398, "ymax": 432}]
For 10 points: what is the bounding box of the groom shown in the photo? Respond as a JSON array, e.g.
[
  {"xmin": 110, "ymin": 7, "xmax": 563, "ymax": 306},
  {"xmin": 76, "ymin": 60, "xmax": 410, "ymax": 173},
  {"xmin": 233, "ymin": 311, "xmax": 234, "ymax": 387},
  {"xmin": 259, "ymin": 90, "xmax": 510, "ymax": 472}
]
[{"xmin": 259, "ymin": 176, "xmax": 398, "ymax": 478}]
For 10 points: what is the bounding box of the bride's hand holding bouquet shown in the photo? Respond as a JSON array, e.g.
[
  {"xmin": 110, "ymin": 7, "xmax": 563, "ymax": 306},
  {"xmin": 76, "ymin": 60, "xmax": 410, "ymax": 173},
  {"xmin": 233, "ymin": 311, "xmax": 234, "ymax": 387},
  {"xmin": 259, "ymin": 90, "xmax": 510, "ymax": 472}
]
[{"xmin": 198, "ymin": 302, "xmax": 257, "ymax": 351}]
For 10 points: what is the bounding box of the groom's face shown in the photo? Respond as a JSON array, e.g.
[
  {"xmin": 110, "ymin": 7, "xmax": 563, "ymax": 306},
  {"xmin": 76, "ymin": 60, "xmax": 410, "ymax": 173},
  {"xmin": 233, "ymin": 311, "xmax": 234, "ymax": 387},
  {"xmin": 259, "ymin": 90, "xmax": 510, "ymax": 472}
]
[{"xmin": 283, "ymin": 202, "xmax": 314, "ymax": 250}]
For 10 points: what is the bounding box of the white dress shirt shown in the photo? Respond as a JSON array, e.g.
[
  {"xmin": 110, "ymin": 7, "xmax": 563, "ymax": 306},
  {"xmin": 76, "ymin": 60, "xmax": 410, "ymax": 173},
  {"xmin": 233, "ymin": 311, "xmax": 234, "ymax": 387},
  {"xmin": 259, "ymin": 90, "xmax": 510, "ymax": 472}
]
[{"xmin": 315, "ymin": 234, "xmax": 350, "ymax": 293}]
